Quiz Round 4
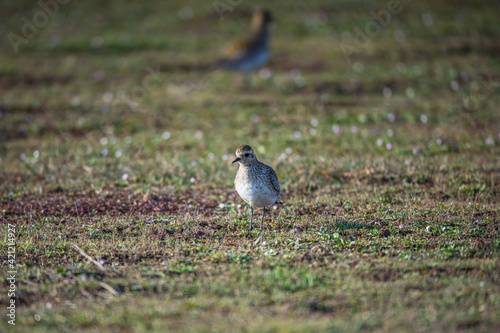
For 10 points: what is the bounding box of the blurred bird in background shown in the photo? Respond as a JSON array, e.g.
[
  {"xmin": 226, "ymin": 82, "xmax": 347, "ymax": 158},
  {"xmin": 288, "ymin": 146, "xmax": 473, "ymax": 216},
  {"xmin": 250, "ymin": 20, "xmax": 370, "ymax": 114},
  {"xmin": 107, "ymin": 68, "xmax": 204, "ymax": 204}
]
[{"xmin": 213, "ymin": 8, "xmax": 273, "ymax": 84}]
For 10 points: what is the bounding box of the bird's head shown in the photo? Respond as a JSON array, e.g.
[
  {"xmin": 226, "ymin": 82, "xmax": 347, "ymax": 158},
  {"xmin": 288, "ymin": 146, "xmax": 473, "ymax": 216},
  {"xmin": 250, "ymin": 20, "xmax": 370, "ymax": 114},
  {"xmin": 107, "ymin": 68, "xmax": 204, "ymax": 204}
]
[
  {"xmin": 232, "ymin": 145, "xmax": 257, "ymax": 165},
  {"xmin": 251, "ymin": 8, "xmax": 273, "ymax": 31}
]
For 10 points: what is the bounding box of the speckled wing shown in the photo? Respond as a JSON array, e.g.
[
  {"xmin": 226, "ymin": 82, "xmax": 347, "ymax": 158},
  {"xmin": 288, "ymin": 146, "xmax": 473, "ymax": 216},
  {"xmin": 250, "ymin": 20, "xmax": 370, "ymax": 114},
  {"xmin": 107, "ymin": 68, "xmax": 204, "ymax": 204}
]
[
  {"xmin": 266, "ymin": 165, "xmax": 281, "ymax": 201},
  {"xmin": 223, "ymin": 37, "xmax": 253, "ymax": 59},
  {"xmin": 216, "ymin": 37, "xmax": 255, "ymax": 70}
]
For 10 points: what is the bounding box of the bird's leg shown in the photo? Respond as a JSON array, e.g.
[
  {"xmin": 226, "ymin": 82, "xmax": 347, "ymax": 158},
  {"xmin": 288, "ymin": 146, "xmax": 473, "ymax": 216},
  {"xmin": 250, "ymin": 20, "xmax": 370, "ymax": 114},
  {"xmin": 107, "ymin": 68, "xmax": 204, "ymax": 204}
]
[
  {"xmin": 250, "ymin": 207, "xmax": 254, "ymax": 230},
  {"xmin": 261, "ymin": 207, "xmax": 266, "ymax": 230}
]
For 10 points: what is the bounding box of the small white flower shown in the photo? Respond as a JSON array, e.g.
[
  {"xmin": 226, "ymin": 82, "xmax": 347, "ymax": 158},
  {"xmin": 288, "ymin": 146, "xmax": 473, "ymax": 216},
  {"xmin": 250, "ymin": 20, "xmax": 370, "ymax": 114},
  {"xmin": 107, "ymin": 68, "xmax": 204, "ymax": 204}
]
[
  {"xmin": 425, "ymin": 226, "xmax": 432, "ymax": 233},
  {"xmin": 177, "ymin": 7, "xmax": 193, "ymax": 20},
  {"xmin": 394, "ymin": 29, "xmax": 405, "ymax": 43},
  {"xmin": 422, "ymin": 13, "xmax": 434, "ymax": 26},
  {"xmin": 353, "ymin": 62, "xmax": 364, "ymax": 73},
  {"xmin": 162, "ymin": 131, "xmax": 171, "ymax": 140},
  {"xmin": 91, "ymin": 36, "xmax": 104, "ymax": 49},
  {"xmin": 289, "ymin": 69, "xmax": 301, "ymax": 78},
  {"xmin": 259, "ymin": 68, "xmax": 272, "ymax": 79},
  {"xmin": 102, "ymin": 92, "xmax": 113, "ymax": 103},
  {"xmin": 383, "ymin": 87, "xmax": 392, "ymax": 98},
  {"xmin": 70, "ymin": 96, "xmax": 80, "ymax": 106}
]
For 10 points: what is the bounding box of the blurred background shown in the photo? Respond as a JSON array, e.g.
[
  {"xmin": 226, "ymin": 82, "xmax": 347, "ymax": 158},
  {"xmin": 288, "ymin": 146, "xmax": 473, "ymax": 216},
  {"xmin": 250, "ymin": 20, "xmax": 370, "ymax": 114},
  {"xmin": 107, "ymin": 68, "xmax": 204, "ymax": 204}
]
[{"xmin": 0, "ymin": 0, "xmax": 499, "ymax": 194}]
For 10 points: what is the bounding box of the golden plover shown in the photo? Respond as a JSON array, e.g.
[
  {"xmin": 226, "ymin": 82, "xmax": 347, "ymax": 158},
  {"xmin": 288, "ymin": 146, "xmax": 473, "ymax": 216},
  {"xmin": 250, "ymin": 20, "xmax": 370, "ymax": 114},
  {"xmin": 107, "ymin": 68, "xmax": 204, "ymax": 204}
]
[
  {"xmin": 232, "ymin": 145, "xmax": 281, "ymax": 230},
  {"xmin": 214, "ymin": 9, "xmax": 273, "ymax": 79}
]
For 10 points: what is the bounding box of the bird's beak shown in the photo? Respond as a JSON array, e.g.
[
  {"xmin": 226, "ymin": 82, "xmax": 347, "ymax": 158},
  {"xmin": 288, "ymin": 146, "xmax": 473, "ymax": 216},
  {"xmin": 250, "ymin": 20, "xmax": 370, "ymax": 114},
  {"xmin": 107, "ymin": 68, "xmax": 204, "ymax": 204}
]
[{"xmin": 232, "ymin": 157, "xmax": 241, "ymax": 164}]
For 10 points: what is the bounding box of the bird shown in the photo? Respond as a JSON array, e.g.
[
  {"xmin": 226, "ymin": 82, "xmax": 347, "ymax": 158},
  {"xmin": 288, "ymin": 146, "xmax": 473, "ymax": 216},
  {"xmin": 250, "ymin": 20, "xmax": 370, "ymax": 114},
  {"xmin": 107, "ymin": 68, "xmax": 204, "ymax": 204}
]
[
  {"xmin": 232, "ymin": 145, "xmax": 282, "ymax": 230},
  {"xmin": 213, "ymin": 8, "xmax": 273, "ymax": 83}
]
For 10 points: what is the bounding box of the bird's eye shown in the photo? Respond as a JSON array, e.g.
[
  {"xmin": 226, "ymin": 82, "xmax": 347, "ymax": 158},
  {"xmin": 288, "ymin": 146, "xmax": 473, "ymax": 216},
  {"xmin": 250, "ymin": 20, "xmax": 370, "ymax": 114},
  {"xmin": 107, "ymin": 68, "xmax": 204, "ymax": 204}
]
[{"xmin": 244, "ymin": 153, "xmax": 249, "ymax": 157}]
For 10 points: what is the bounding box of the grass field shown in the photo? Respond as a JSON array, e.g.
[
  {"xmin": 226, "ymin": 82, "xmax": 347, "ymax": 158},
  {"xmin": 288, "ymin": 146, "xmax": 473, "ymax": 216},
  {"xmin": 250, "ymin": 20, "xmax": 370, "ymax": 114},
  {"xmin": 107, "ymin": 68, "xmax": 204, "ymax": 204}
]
[{"xmin": 1, "ymin": 0, "xmax": 500, "ymax": 332}]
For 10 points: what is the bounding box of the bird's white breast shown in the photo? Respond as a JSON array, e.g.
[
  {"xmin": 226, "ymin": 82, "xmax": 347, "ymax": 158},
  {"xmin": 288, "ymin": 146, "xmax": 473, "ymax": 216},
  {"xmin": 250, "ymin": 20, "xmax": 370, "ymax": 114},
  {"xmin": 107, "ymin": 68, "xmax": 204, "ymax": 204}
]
[{"xmin": 235, "ymin": 179, "xmax": 277, "ymax": 208}]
